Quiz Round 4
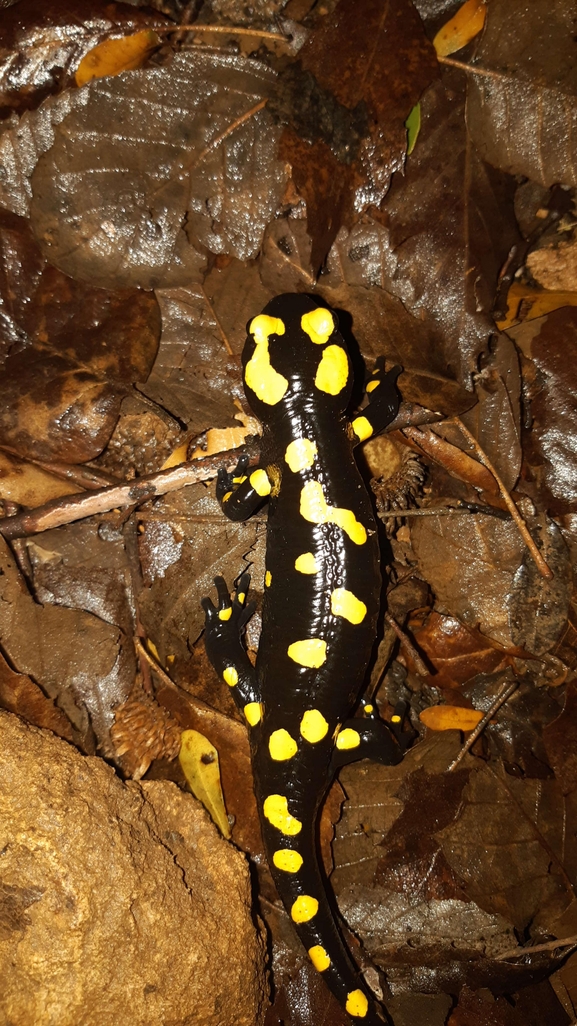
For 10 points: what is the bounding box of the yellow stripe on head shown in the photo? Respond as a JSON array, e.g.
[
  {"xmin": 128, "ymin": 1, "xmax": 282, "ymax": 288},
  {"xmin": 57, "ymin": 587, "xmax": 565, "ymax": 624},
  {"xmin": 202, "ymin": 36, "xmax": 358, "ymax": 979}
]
[
  {"xmin": 245, "ymin": 315, "xmax": 288, "ymax": 406},
  {"xmin": 315, "ymin": 345, "xmax": 348, "ymax": 395},
  {"xmin": 301, "ymin": 308, "xmax": 334, "ymax": 345}
]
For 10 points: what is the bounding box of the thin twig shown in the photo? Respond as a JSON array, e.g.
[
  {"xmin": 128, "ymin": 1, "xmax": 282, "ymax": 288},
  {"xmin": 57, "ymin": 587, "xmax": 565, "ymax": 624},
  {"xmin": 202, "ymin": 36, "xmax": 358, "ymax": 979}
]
[
  {"xmin": 497, "ymin": 934, "xmax": 577, "ymax": 961},
  {"xmin": 380, "ymin": 503, "xmax": 510, "ymax": 520},
  {"xmin": 451, "ymin": 417, "xmax": 553, "ymax": 579},
  {"xmin": 438, "ymin": 55, "xmax": 513, "ymax": 82},
  {"xmin": 446, "ymin": 678, "xmax": 519, "ymax": 772},
  {"xmin": 384, "ymin": 611, "xmax": 429, "ymax": 677},
  {"xmin": 157, "ymin": 23, "xmax": 293, "ymax": 43},
  {"xmin": 0, "ymin": 443, "xmax": 259, "ymax": 540}
]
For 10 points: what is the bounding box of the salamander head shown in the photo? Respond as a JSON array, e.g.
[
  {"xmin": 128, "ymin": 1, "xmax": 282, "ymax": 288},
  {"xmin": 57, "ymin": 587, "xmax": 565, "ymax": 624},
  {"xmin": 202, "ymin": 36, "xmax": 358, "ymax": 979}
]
[{"xmin": 242, "ymin": 293, "xmax": 352, "ymax": 421}]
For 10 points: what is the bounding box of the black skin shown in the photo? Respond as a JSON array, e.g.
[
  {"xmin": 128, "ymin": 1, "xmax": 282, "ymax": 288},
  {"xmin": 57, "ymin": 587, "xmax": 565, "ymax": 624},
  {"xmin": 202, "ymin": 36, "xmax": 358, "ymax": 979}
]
[{"xmin": 202, "ymin": 294, "xmax": 413, "ymax": 1026}]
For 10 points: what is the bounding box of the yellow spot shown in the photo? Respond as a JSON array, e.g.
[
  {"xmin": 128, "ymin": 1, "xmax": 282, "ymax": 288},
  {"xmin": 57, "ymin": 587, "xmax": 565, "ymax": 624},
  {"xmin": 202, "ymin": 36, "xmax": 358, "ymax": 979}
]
[
  {"xmin": 223, "ymin": 491, "xmax": 232, "ymax": 502},
  {"xmin": 352, "ymin": 415, "xmax": 373, "ymax": 442},
  {"xmin": 237, "ymin": 592, "xmax": 245, "ymax": 604},
  {"xmin": 295, "ymin": 552, "xmax": 320, "ymax": 574},
  {"xmin": 330, "ymin": 588, "xmax": 367, "ymax": 625},
  {"xmin": 364, "ymin": 704, "xmax": 374, "ymax": 715},
  {"xmin": 291, "ymin": 895, "xmax": 319, "ymax": 923},
  {"xmin": 223, "ymin": 666, "xmax": 238, "ymax": 687},
  {"xmin": 288, "ymin": 639, "xmax": 327, "ymax": 668},
  {"xmin": 269, "ymin": 728, "xmax": 298, "ymax": 761},
  {"xmin": 285, "ymin": 437, "xmax": 317, "ymax": 473},
  {"xmin": 244, "ymin": 702, "xmax": 263, "ymax": 726},
  {"xmin": 315, "ymin": 345, "xmax": 348, "ymax": 395},
  {"xmin": 299, "ymin": 480, "xmax": 367, "ymax": 545},
  {"xmin": 273, "ymin": 849, "xmax": 303, "ymax": 873},
  {"xmin": 308, "ymin": 945, "xmax": 330, "ymax": 971},
  {"xmin": 300, "ymin": 709, "xmax": 329, "ymax": 743},
  {"xmin": 336, "ymin": 728, "xmax": 361, "ymax": 750},
  {"xmin": 263, "ymin": 794, "xmax": 302, "ymax": 836},
  {"xmin": 250, "ymin": 469, "xmax": 271, "ymax": 496},
  {"xmin": 245, "ymin": 315, "xmax": 288, "ymax": 405},
  {"xmin": 265, "ymin": 570, "xmax": 272, "ymax": 587},
  {"xmin": 346, "ymin": 990, "xmax": 369, "ymax": 1018},
  {"xmin": 366, "ymin": 379, "xmax": 379, "ymax": 392},
  {"xmin": 233, "ymin": 475, "xmax": 247, "ymax": 484},
  {"xmin": 391, "ymin": 714, "xmax": 401, "ymax": 723},
  {"xmin": 218, "ymin": 607, "xmax": 232, "ymax": 621},
  {"xmin": 301, "ymin": 307, "xmax": 334, "ymax": 345}
]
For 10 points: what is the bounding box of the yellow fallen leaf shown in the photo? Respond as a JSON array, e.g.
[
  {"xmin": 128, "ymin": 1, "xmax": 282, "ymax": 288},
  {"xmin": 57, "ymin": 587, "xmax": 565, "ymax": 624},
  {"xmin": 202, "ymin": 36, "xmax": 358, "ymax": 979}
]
[
  {"xmin": 433, "ymin": 0, "xmax": 486, "ymax": 57},
  {"xmin": 496, "ymin": 282, "xmax": 577, "ymax": 330},
  {"xmin": 75, "ymin": 30, "xmax": 160, "ymax": 87},
  {"xmin": 420, "ymin": 705, "xmax": 484, "ymax": 732},
  {"xmin": 179, "ymin": 730, "xmax": 231, "ymax": 839}
]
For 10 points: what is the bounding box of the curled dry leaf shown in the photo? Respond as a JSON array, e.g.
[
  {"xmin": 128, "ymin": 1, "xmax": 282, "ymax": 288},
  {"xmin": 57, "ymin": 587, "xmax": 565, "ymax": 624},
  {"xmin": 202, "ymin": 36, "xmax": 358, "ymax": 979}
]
[
  {"xmin": 0, "ymin": 210, "xmax": 160, "ymax": 463},
  {"xmin": 433, "ymin": 0, "xmax": 487, "ymax": 58},
  {"xmin": 0, "ymin": 0, "xmax": 165, "ymax": 117},
  {"xmin": 25, "ymin": 51, "xmax": 286, "ymax": 288},
  {"xmin": 420, "ymin": 705, "xmax": 484, "ymax": 731},
  {"xmin": 467, "ymin": 0, "xmax": 577, "ymax": 188}
]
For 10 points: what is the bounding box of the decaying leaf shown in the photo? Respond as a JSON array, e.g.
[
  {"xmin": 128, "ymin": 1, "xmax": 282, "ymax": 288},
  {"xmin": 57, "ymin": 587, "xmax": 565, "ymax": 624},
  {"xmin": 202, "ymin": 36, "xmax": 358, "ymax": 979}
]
[
  {"xmin": 27, "ymin": 51, "xmax": 286, "ymax": 288},
  {"xmin": 0, "ymin": 210, "xmax": 160, "ymax": 463},
  {"xmin": 433, "ymin": 0, "xmax": 486, "ymax": 57},
  {"xmin": 179, "ymin": 728, "xmax": 231, "ymax": 838},
  {"xmin": 75, "ymin": 29, "xmax": 160, "ymax": 86},
  {"xmin": 420, "ymin": 705, "xmax": 484, "ymax": 731},
  {"xmin": 467, "ymin": 0, "xmax": 577, "ymax": 188},
  {"xmin": 0, "ymin": 0, "xmax": 165, "ymax": 117}
]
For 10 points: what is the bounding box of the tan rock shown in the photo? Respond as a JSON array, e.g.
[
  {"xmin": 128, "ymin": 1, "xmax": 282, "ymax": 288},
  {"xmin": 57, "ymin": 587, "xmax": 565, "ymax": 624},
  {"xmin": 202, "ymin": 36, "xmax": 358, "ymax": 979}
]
[{"xmin": 0, "ymin": 710, "xmax": 266, "ymax": 1026}]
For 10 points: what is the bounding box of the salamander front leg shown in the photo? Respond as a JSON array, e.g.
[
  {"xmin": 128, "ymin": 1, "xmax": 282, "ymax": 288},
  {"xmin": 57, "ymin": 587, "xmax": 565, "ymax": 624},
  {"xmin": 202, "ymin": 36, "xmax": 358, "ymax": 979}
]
[
  {"xmin": 202, "ymin": 573, "xmax": 262, "ymax": 725},
  {"xmin": 330, "ymin": 701, "xmax": 414, "ymax": 773},
  {"xmin": 351, "ymin": 364, "xmax": 402, "ymax": 444}
]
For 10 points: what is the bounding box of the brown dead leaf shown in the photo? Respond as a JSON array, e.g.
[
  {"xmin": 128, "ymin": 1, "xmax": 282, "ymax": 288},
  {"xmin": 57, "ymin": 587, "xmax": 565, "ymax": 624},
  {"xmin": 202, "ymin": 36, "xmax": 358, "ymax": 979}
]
[
  {"xmin": 0, "ymin": 648, "xmax": 75, "ymax": 743},
  {"xmin": 411, "ymin": 509, "xmax": 570, "ymax": 653},
  {"xmin": 363, "ymin": 70, "xmax": 520, "ymax": 388},
  {"xmin": 409, "ymin": 611, "xmax": 516, "ymax": 690},
  {"xmin": 510, "ymin": 308, "xmax": 577, "ymax": 514},
  {"xmin": 300, "ymin": 0, "xmax": 438, "ymax": 167},
  {"xmin": 23, "ymin": 52, "xmax": 285, "ymax": 288},
  {"xmin": 448, "ymin": 983, "xmax": 570, "ymax": 1026},
  {"xmin": 0, "ymin": 210, "xmax": 160, "ymax": 463},
  {"xmin": 467, "ymin": 0, "xmax": 577, "ymax": 188}
]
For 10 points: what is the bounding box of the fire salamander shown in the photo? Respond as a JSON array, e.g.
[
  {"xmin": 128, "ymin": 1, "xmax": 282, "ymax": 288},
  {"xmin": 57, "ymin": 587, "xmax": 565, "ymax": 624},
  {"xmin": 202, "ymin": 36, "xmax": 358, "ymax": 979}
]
[{"xmin": 202, "ymin": 293, "xmax": 412, "ymax": 1026}]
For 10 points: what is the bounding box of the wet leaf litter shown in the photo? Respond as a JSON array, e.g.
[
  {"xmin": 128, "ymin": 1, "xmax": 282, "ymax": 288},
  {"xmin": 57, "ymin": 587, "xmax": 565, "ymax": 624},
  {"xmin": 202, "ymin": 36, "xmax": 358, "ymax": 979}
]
[{"xmin": 0, "ymin": 1, "xmax": 576, "ymax": 1024}]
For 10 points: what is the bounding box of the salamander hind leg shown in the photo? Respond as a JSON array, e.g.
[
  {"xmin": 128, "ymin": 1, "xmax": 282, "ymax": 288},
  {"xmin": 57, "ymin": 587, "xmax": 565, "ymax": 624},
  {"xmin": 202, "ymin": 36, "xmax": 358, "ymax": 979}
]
[
  {"xmin": 330, "ymin": 701, "xmax": 414, "ymax": 773},
  {"xmin": 202, "ymin": 573, "xmax": 261, "ymax": 721}
]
